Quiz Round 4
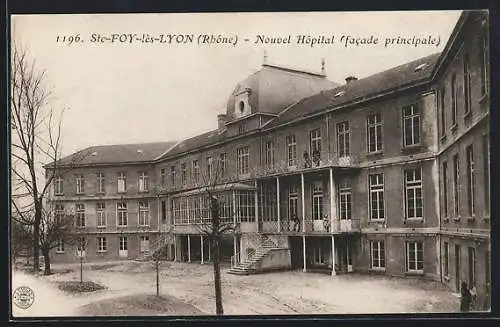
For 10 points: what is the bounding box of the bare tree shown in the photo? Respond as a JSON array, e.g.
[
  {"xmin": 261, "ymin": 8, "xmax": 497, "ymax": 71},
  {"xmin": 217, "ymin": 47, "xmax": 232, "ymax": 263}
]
[
  {"xmin": 11, "ymin": 215, "xmax": 33, "ymax": 268},
  {"xmin": 10, "ymin": 40, "xmax": 86, "ymax": 271},
  {"xmin": 38, "ymin": 206, "xmax": 75, "ymax": 275},
  {"xmin": 193, "ymin": 154, "xmax": 237, "ymax": 316}
]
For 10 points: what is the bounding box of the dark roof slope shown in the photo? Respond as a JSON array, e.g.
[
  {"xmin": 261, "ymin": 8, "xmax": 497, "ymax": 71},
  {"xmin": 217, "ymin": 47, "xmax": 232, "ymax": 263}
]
[
  {"xmin": 264, "ymin": 53, "xmax": 441, "ymax": 129},
  {"xmin": 158, "ymin": 129, "xmax": 228, "ymax": 160},
  {"xmin": 48, "ymin": 141, "xmax": 177, "ymax": 167}
]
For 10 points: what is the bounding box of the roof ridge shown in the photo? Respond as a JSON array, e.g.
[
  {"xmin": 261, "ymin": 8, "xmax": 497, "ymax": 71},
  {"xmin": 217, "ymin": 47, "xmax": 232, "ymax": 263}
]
[{"xmin": 262, "ymin": 63, "xmax": 326, "ymax": 77}]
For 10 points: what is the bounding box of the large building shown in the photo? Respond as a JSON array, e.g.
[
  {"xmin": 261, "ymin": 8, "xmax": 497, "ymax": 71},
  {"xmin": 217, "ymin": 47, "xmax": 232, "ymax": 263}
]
[{"xmin": 45, "ymin": 11, "xmax": 490, "ymax": 310}]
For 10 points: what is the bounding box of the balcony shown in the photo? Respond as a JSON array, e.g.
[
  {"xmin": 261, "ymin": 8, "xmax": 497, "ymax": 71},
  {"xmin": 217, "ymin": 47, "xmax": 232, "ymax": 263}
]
[{"xmin": 332, "ymin": 219, "xmax": 361, "ymax": 233}]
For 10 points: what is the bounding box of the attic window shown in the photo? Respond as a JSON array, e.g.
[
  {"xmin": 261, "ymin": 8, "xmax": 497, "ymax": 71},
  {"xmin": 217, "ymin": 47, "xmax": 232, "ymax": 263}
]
[
  {"xmin": 137, "ymin": 149, "xmax": 144, "ymax": 154},
  {"xmin": 239, "ymin": 101, "xmax": 245, "ymax": 113},
  {"xmin": 91, "ymin": 152, "xmax": 98, "ymax": 156},
  {"xmin": 414, "ymin": 63, "xmax": 428, "ymax": 72},
  {"xmin": 334, "ymin": 91, "xmax": 346, "ymax": 98}
]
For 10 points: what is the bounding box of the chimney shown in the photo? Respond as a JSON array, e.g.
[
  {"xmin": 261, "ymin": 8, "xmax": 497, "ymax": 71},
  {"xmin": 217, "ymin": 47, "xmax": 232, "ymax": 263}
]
[
  {"xmin": 217, "ymin": 114, "xmax": 227, "ymax": 129},
  {"xmin": 345, "ymin": 76, "xmax": 358, "ymax": 84}
]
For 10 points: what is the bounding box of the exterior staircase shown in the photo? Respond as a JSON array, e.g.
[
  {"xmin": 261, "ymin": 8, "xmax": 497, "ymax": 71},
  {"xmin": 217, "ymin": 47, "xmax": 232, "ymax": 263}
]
[
  {"xmin": 228, "ymin": 236, "xmax": 286, "ymax": 275},
  {"xmin": 227, "ymin": 247, "xmax": 274, "ymax": 275}
]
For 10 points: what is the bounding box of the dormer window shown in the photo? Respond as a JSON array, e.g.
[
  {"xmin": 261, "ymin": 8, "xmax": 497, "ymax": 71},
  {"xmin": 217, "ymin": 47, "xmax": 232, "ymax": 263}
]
[
  {"xmin": 334, "ymin": 90, "xmax": 346, "ymax": 98},
  {"xmin": 414, "ymin": 63, "xmax": 428, "ymax": 72},
  {"xmin": 239, "ymin": 101, "xmax": 245, "ymax": 113}
]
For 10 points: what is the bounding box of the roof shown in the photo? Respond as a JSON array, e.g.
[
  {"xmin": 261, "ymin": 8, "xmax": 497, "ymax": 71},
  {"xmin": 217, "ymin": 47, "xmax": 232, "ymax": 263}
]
[
  {"xmin": 264, "ymin": 52, "xmax": 441, "ymax": 129},
  {"xmin": 172, "ymin": 182, "xmax": 255, "ymax": 197},
  {"xmin": 225, "ymin": 63, "xmax": 339, "ymax": 120},
  {"xmin": 158, "ymin": 129, "xmax": 228, "ymax": 160},
  {"xmin": 47, "ymin": 141, "xmax": 178, "ymax": 167}
]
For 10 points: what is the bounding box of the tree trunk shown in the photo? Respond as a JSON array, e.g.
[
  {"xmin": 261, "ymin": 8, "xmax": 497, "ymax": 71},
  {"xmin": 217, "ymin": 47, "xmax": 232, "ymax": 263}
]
[
  {"xmin": 156, "ymin": 260, "xmax": 160, "ymax": 296},
  {"xmin": 42, "ymin": 249, "xmax": 51, "ymax": 275},
  {"xmin": 33, "ymin": 205, "xmax": 41, "ymax": 272},
  {"xmin": 213, "ymin": 236, "xmax": 223, "ymax": 315}
]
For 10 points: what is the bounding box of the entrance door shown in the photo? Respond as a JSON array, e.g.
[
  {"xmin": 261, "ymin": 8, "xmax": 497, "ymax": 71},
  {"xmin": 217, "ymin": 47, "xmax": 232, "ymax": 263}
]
[
  {"xmin": 468, "ymin": 247, "xmax": 475, "ymax": 287},
  {"xmin": 455, "ymin": 244, "xmax": 461, "ymax": 292},
  {"xmin": 140, "ymin": 236, "xmax": 150, "ymax": 253},
  {"xmin": 119, "ymin": 236, "xmax": 128, "ymax": 258}
]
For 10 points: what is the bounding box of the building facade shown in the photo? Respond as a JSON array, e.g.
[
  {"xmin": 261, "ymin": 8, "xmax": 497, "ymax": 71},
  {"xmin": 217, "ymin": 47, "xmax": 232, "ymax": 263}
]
[{"xmin": 46, "ymin": 11, "xmax": 489, "ymax": 310}]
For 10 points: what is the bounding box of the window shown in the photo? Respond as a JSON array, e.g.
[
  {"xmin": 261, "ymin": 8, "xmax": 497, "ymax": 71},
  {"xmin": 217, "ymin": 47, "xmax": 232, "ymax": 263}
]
[
  {"xmin": 170, "ymin": 166, "xmax": 176, "ymax": 186},
  {"xmin": 77, "ymin": 236, "xmax": 86, "ymax": 252},
  {"xmin": 117, "ymin": 172, "xmax": 126, "ymax": 193},
  {"xmin": 219, "ymin": 153, "xmax": 226, "ymax": 175},
  {"xmin": 310, "ymin": 129, "xmax": 322, "ymax": 153},
  {"xmin": 192, "ymin": 160, "xmax": 199, "ymax": 183},
  {"xmin": 97, "ymin": 237, "xmax": 107, "ymax": 252},
  {"xmin": 76, "ymin": 204, "xmax": 85, "ymax": 227},
  {"xmin": 480, "ymin": 30, "xmax": 489, "ymax": 95},
  {"xmin": 402, "ymin": 104, "xmax": 420, "ymax": 147},
  {"xmin": 207, "ymin": 156, "xmax": 213, "ymax": 180},
  {"xmin": 442, "ymin": 161, "xmax": 448, "ymax": 218},
  {"xmin": 312, "ymin": 182, "xmax": 324, "ymax": 220},
  {"xmin": 117, "ymin": 202, "xmax": 128, "ymax": 227},
  {"xmin": 54, "ymin": 204, "xmax": 65, "ymax": 225},
  {"xmin": 238, "ymin": 122, "xmax": 246, "ymax": 134},
  {"xmin": 56, "ymin": 239, "xmax": 65, "ymax": 253},
  {"xmin": 181, "ymin": 163, "xmax": 187, "ymax": 185},
  {"xmin": 468, "ymin": 247, "xmax": 476, "ymax": 287},
  {"xmin": 483, "ymin": 135, "xmax": 490, "ymax": 215},
  {"xmin": 406, "ymin": 241, "xmax": 423, "ymax": 272},
  {"xmin": 370, "ymin": 240, "xmax": 385, "ymax": 269},
  {"xmin": 139, "ymin": 171, "xmax": 149, "ymax": 192},
  {"xmin": 286, "ymin": 135, "xmax": 297, "ymax": 167},
  {"xmin": 53, "ymin": 176, "xmax": 64, "ymax": 195},
  {"xmin": 369, "ymin": 174, "xmax": 385, "ymax": 221},
  {"xmin": 237, "ymin": 147, "xmax": 250, "ymax": 175},
  {"xmin": 466, "ymin": 145, "xmax": 475, "ymax": 216},
  {"xmin": 463, "ymin": 53, "xmax": 471, "ymax": 115},
  {"xmin": 314, "ymin": 245, "xmax": 325, "ymax": 264},
  {"xmin": 265, "ymin": 141, "xmax": 275, "ymax": 168},
  {"xmin": 367, "ymin": 113, "xmax": 382, "ymax": 153},
  {"xmin": 337, "ymin": 121, "xmax": 350, "ymax": 157},
  {"xmin": 404, "ymin": 168, "xmax": 423, "ymax": 220},
  {"xmin": 97, "ymin": 172, "xmax": 105, "ymax": 194},
  {"xmin": 451, "ymin": 74, "xmax": 457, "ymax": 127},
  {"xmin": 139, "ymin": 201, "xmax": 150, "ymax": 226},
  {"xmin": 119, "ymin": 236, "xmax": 128, "ymax": 251},
  {"xmin": 339, "ymin": 182, "xmax": 352, "ymax": 220},
  {"xmin": 161, "ymin": 200, "xmax": 167, "ymax": 223},
  {"xmin": 453, "ymin": 154, "xmax": 460, "ymax": 216},
  {"xmin": 440, "ymin": 86, "xmax": 446, "ymax": 137},
  {"xmin": 443, "ymin": 242, "xmax": 449, "ymax": 277},
  {"xmin": 160, "ymin": 168, "xmax": 166, "ymax": 185},
  {"xmin": 288, "ymin": 184, "xmax": 299, "ymax": 219},
  {"xmin": 236, "ymin": 191, "xmax": 255, "ymax": 222},
  {"xmin": 75, "ymin": 174, "xmax": 85, "ymax": 194},
  {"xmin": 96, "ymin": 203, "xmax": 106, "ymax": 227}
]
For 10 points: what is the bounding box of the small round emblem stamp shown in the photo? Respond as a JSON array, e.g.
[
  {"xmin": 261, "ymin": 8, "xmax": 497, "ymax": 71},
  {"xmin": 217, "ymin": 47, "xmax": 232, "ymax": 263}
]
[{"xmin": 13, "ymin": 286, "xmax": 35, "ymax": 309}]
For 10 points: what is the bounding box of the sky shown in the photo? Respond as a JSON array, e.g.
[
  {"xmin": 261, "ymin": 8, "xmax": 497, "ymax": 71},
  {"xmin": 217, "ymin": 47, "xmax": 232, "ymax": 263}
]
[{"xmin": 11, "ymin": 11, "xmax": 462, "ymax": 158}]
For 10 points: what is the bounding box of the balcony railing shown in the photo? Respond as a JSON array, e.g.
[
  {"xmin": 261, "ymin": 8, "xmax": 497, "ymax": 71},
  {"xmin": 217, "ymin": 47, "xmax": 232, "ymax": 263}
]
[{"xmin": 332, "ymin": 219, "xmax": 361, "ymax": 233}]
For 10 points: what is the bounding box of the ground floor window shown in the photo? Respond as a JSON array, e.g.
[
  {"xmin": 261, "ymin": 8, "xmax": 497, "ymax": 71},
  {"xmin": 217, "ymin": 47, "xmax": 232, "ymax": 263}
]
[
  {"xmin": 56, "ymin": 239, "xmax": 65, "ymax": 253},
  {"xmin": 370, "ymin": 240, "xmax": 385, "ymax": 269},
  {"xmin": 140, "ymin": 236, "xmax": 150, "ymax": 252},
  {"xmin": 119, "ymin": 236, "xmax": 128, "ymax": 251},
  {"xmin": 443, "ymin": 242, "xmax": 449, "ymax": 277},
  {"xmin": 468, "ymin": 247, "xmax": 476, "ymax": 287},
  {"xmin": 97, "ymin": 237, "xmax": 107, "ymax": 252},
  {"xmin": 405, "ymin": 241, "xmax": 423, "ymax": 272},
  {"xmin": 236, "ymin": 191, "xmax": 255, "ymax": 222}
]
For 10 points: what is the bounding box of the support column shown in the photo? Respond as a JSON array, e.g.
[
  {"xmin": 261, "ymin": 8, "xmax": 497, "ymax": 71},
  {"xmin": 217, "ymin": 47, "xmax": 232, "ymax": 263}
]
[
  {"xmin": 232, "ymin": 190, "xmax": 237, "ymax": 225},
  {"xmin": 331, "ymin": 235, "xmax": 336, "ymax": 276},
  {"xmin": 200, "ymin": 235, "xmax": 204, "ymax": 265},
  {"xmin": 208, "ymin": 238, "xmax": 211, "ymax": 261},
  {"xmin": 346, "ymin": 240, "xmax": 350, "ymax": 272},
  {"xmin": 233, "ymin": 235, "xmax": 238, "ymax": 265},
  {"xmin": 174, "ymin": 235, "xmax": 177, "ymax": 262},
  {"xmin": 329, "ymin": 168, "xmax": 335, "ymax": 232},
  {"xmin": 187, "ymin": 235, "xmax": 191, "ymax": 263},
  {"xmin": 186, "ymin": 197, "xmax": 191, "ymax": 225},
  {"xmin": 276, "ymin": 177, "xmax": 281, "ymax": 232},
  {"xmin": 302, "ymin": 235, "xmax": 307, "ymax": 272},
  {"xmin": 301, "ymin": 173, "xmax": 305, "ymax": 233},
  {"xmin": 254, "ymin": 180, "xmax": 259, "ymax": 231}
]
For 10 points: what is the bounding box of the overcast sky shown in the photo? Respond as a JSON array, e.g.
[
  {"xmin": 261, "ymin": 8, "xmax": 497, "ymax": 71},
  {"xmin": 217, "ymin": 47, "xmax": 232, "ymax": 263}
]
[{"xmin": 12, "ymin": 11, "xmax": 461, "ymax": 157}]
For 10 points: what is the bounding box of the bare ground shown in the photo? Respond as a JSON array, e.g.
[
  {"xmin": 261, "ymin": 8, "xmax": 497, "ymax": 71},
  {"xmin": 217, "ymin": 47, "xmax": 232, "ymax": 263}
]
[{"xmin": 12, "ymin": 260, "xmax": 460, "ymax": 317}]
